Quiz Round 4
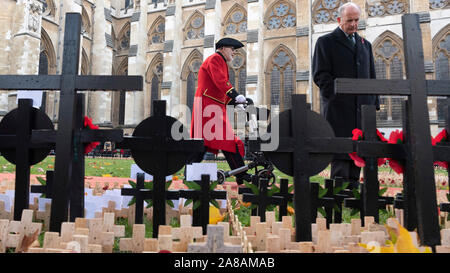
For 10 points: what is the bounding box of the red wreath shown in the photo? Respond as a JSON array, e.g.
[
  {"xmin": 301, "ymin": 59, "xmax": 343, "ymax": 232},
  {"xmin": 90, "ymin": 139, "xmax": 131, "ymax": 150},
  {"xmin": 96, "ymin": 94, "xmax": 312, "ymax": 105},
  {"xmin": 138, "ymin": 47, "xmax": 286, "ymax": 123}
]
[
  {"xmin": 433, "ymin": 129, "xmax": 448, "ymax": 169},
  {"xmin": 348, "ymin": 128, "xmax": 388, "ymax": 168},
  {"xmin": 84, "ymin": 116, "xmax": 100, "ymax": 154}
]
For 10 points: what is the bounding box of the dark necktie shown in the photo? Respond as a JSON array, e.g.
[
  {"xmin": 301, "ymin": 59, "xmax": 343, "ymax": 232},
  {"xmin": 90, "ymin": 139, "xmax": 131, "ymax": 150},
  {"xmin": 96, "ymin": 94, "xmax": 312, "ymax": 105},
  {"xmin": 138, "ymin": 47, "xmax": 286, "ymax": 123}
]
[{"xmin": 348, "ymin": 34, "xmax": 356, "ymax": 46}]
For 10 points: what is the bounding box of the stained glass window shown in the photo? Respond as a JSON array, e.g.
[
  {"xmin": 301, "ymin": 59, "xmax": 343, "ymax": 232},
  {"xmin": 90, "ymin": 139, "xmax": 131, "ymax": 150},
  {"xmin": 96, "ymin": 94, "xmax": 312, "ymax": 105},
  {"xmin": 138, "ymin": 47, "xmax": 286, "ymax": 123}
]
[
  {"xmin": 185, "ymin": 12, "xmax": 204, "ymax": 40},
  {"xmin": 228, "ymin": 52, "xmax": 247, "ymax": 96},
  {"xmin": 373, "ymin": 33, "xmax": 405, "ymax": 125},
  {"xmin": 312, "ymin": 0, "xmax": 347, "ymax": 24},
  {"xmin": 268, "ymin": 48, "xmax": 295, "ymax": 111},
  {"xmin": 224, "ymin": 6, "xmax": 247, "ymax": 35},
  {"xmin": 266, "ymin": 1, "xmax": 296, "ymax": 29},
  {"xmin": 367, "ymin": 0, "xmax": 407, "ymax": 17},
  {"xmin": 149, "ymin": 20, "xmax": 165, "ymax": 45}
]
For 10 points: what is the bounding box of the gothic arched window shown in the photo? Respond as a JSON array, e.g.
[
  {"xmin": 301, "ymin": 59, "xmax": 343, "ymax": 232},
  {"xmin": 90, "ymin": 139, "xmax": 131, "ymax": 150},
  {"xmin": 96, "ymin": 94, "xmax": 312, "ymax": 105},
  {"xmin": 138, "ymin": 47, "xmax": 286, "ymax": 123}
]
[
  {"xmin": 367, "ymin": 0, "xmax": 408, "ymax": 17},
  {"xmin": 223, "ymin": 5, "xmax": 247, "ymax": 35},
  {"xmin": 267, "ymin": 46, "xmax": 296, "ymax": 112},
  {"xmin": 81, "ymin": 7, "xmax": 91, "ymax": 37},
  {"xmin": 118, "ymin": 23, "xmax": 131, "ymax": 51},
  {"xmin": 433, "ymin": 27, "xmax": 450, "ymax": 121},
  {"xmin": 148, "ymin": 17, "xmax": 165, "ymax": 46},
  {"xmin": 228, "ymin": 50, "xmax": 247, "ymax": 96},
  {"xmin": 312, "ymin": 0, "xmax": 347, "ymax": 24},
  {"xmin": 146, "ymin": 54, "xmax": 164, "ymax": 114},
  {"xmin": 182, "ymin": 50, "xmax": 203, "ymax": 113},
  {"xmin": 373, "ymin": 32, "xmax": 405, "ymax": 125},
  {"xmin": 266, "ymin": 1, "xmax": 296, "ymax": 30},
  {"xmin": 185, "ymin": 12, "xmax": 205, "ymax": 40}
]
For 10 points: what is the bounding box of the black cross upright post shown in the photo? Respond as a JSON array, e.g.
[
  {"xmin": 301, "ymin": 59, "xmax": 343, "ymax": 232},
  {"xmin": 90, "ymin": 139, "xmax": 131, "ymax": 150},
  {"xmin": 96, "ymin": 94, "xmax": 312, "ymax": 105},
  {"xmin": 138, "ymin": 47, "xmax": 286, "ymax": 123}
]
[
  {"xmin": 180, "ymin": 174, "xmax": 227, "ymax": 234},
  {"xmin": 31, "ymin": 170, "xmax": 54, "ymax": 198},
  {"xmin": 121, "ymin": 173, "xmax": 152, "ymax": 224},
  {"xmin": 242, "ymin": 177, "xmax": 283, "ymax": 222},
  {"xmin": 68, "ymin": 93, "xmax": 124, "ymax": 221},
  {"xmin": 343, "ymin": 183, "xmax": 394, "ymax": 225},
  {"xmin": 238, "ymin": 175, "xmax": 259, "ymax": 216},
  {"xmin": 360, "ymin": 105, "xmax": 382, "ymax": 223},
  {"xmin": 310, "ymin": 182, "xmax": 336, "ymax": 226},
  {"xmin": 116, "ymin": 100, "xmax": 204, "ymax": 238},
  {"xmin": 273, "ymin": 178, "xmax": 293, "ymax": 221}
]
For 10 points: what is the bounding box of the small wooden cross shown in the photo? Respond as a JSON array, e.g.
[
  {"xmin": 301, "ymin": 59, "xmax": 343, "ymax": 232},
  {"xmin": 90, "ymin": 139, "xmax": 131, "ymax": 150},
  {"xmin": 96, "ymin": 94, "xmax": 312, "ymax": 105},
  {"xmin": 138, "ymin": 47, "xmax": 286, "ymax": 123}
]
[{"xmin": 187, "ymin": 225, "xmax": 242, "ymax": 253}]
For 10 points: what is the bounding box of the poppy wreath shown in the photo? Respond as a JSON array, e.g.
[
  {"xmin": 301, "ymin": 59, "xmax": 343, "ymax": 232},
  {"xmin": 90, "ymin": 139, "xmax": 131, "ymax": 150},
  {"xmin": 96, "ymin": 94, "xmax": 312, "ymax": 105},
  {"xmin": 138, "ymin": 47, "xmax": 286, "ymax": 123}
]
[
  {"xmin": 432, "ymin": 128, "xmax": 448, "ymax": 169},
  {"xmin": 84, "ymin": 116, "xmax": 100, "ymax": 154},
  {"xmin": 348, "ymin": 128, "xmax": 388, "ymax": 168}
]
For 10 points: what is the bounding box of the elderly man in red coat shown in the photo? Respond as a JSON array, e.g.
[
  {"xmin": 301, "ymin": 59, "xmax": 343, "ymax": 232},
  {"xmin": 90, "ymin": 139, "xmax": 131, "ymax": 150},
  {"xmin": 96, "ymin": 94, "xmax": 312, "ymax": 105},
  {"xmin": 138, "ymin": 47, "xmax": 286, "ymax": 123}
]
[{"xmin": 190, "ymin": 37, "xmax": 251, "ymax": 184}]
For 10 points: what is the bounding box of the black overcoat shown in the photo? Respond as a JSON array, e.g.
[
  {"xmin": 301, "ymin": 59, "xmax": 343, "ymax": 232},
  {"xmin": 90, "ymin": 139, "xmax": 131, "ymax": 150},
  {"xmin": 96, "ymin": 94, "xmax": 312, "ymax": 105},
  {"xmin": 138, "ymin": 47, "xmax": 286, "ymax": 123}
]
[{"xmin": 312, "ymin": 27, "xmax": 379, "ymax": 139}]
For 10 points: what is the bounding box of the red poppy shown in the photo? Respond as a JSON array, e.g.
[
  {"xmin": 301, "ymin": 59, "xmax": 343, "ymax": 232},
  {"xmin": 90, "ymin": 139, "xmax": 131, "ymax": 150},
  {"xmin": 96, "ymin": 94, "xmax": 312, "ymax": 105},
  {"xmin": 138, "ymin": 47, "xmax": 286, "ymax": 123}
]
[
  {"xmin": 387, "ymin": 130, "xmax": 404, "ymax": 174},
  {"xmin": 84, "ymin": 116, "xmax": 100, "ymax": 154},
  {"xmin": 349, "ymin": 129, "xmax": 365, "ymax": 167},
  {"xmin": 348, "ymin": 129, "xmax": 387, "ymax": 167}
]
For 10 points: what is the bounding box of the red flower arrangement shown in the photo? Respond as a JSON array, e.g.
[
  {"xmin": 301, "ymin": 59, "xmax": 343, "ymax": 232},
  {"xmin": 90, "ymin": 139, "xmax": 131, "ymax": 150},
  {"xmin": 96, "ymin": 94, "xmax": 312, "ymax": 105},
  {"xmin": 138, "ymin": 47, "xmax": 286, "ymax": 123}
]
[
  {"xmin": 348, "ymin": 128, "xmax": 387, "ymax": 167},
  {"xmin": 84, "ymin": 116, "xmax": 100, "ymax": 154}
]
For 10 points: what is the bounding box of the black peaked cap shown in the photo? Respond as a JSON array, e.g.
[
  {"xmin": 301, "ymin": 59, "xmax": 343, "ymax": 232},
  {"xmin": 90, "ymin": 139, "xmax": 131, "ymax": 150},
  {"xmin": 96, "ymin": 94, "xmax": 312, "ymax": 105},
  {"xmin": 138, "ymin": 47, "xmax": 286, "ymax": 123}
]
[{"xmin": 215, "ymin": 37, "xmax": 244, "ymax": 50}]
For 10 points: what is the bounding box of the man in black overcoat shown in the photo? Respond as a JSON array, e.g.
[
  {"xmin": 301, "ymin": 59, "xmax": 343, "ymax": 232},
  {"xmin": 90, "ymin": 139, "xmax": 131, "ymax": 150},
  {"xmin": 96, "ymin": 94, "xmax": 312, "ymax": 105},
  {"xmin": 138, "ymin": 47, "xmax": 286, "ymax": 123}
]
[{"xmin": 312, "ymin": 2, "xmax": 379, "ymax": 189}]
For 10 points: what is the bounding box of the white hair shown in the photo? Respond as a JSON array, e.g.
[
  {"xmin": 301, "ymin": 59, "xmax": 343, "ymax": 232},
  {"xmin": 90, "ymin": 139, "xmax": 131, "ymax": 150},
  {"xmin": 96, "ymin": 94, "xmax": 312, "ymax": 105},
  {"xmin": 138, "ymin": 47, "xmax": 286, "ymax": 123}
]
[{"xmin": 338, "ymin": 2, "xmax": 361, "ymax": 17}]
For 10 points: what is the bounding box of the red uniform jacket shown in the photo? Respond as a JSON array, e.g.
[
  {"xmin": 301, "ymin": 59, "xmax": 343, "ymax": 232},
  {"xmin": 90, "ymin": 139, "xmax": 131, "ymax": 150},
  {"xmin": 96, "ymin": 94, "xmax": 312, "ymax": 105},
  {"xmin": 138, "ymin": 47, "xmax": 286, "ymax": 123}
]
[{"xmin": 190, "ymin": 52, "xmax": 244, "ymax": 157}]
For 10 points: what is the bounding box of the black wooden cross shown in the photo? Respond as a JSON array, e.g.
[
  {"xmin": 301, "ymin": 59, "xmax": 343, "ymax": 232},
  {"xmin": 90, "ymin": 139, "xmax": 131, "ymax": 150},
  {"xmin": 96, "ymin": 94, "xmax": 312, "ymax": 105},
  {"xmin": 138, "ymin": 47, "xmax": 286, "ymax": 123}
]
[
  {"xmin": 121, "ymin": 173, "xmax": 151, "ymax": 225},
  {"xmin": 334, "ymin": 14, "xmax": 447, "ymax": 247},
  {"xmin": 343, "ymin": 183, "xmax": 394, "ymax": 225},
  {"xmin": 242, "ymin": 177, "xmax": 283, "ymax": 222},
  {"xmin": 31, "ymin": 170, "xmax": 54, "ymax": 199},
  {"xmin": 116, "ymin": 100, "xmax": 204, "ymax": 237},
  {"xmin": 179, "ymin": 174, "xmax": 227, "ymax": 234},
  {"xmin": 121, "ymin": 172, "xmax": 180, "ymax": 236},
  {"xmin": 0, "ymin": 13, "xmax": 142, "ymax": 232},
  {"xmin": 238, "ymin": 175, "xmax": 259, "ymax": 216},
  {"xmin": 273, "ymin": 178, "xmax": 293, "ymax": 221},
  {"xmin": 249, "ymin": 94, "xmax": 353, "ymax": 241},
  {"xmin": 0, "ymin": 99, "xmax": 54, "ymax": 220},
  {"xmin": 310, "ymin": 182, "xmax": 335, "ymax": 227}
]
